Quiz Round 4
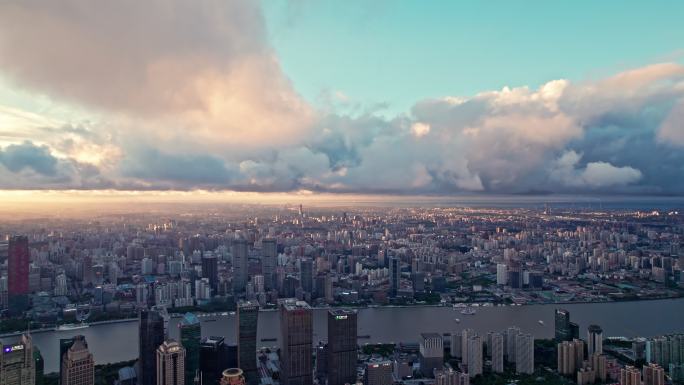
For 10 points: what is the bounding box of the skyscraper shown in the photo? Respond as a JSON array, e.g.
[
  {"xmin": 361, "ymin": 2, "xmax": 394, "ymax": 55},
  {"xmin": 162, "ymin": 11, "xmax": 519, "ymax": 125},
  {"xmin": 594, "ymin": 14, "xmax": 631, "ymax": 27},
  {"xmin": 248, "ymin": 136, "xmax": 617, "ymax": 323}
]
[
  {"xmin": 490, "ymin": 332, "xmax": 504, "ymax": 373},
  {"xmin": 467, "ymin": 335, "xmax": 483, "ymax": 378},
  {"xmin": 643, "ymin": 363, "xmax": 665, "ymax": 385},
  {"xmin": 555, "ymin": 309, "xmax": 571, "ymax": 342},
  {"xmin": 261, "ymin": 238, "xmax": 277, "ymax": 291},
  {"xmin": 515, "ymin": 333, "xmax": 534, "ymax": 374},
  {"xmin": 202, "ymin": 255, "xmax": 218, "ymax": 293},
  {"xmin": 280, "ymin": 299, "xmax": 313, "ymax": 385},
  {"xmin": 587, "ymin": 325, "xmax": 603, "ymax": 356},
  {"xmin": 327, "ymin": 309, "xmax": 358, "ymax": 385},
  {"xmin": 419, "ymin": 333, "xmax": 444, "ymax": 377},
  {"xmin": 156, "ymin": 340, "xmax": 186, "ymax": 385},
  {"xmin": 0, "ymin": 334, "xmax": 35, "ymax": 385},
  {"xmin": 61, "ymin": 335, "xmax": 94, "ymax": 385},
  {"xmin": 388, "ymin": 256, "xmax": 400, "ymax": 298},
  {"xmin": 506, "ymin": 326, "xmax": 520, "ymax": 362},
  {"xmin": 200, "ymin": 336, "xmax": 233, "ymax": 385},
  {"xmin": 140, "ymin": 308, "xmax": 167, "ymax": 385},
  {"xmin": 236, "ymin": 301, "xmax": 259, "ymax": 385},
  {"xmin": 8, "ymin": 235, "xmax": 30, "ymax": 314},
  {"xmin": 232, "ymin": 239, "xmax": 249, "ymax": 293},
  {"xmin": 299, "ymin": 259, "xmax": 314, "ymax": 294},
  {"xmin": 178, "ymin": 313, "xmax": 201, "ymax": 385}
]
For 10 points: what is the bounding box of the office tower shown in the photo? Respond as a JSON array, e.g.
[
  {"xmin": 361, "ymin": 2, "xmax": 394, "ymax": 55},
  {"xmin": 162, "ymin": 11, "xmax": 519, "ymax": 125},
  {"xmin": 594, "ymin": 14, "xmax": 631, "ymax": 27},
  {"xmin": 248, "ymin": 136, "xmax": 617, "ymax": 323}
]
[
  {"xmin": 364, "ymin": 361, "xmax": 393, "ymax": 385},
  {"xmin": 60, "ymin": 338, "xmax": 76, "ymax": 385},
  {"xmin": 261, "ymin": 238, "xmax": 277, "ymax": 291},
  {"xmin": 220, "ymin": 368, "xmax": 246, "ymax": 385},
  {"xmin": 280, "ymin": 300, "xmax": 313, "ymax": 385},
  {"xmin": 419, "ymin": 333, "xmax": 444, "ymax": 377},
  {"xmin": 179, "ymin": 313, "xmax": 201, "ymax": 385},
  {"xmin": 388, "ymin": 256, "xmax": 400, "ymax": 298},
  {"xmin": 0, "ymin": 334, "xmax": 35, "ymax": 385},
  {"xmin": 232, "ymin": 239, "xmax": 249, "ymax": 293},
  {"xmin": 412, "ymin": 271, "xmax": 425, "ymax": 293},
  {"xmin": 327, "ymin": 309, "xmax": 358, "ymax": 385},
  {"xmin": 8, "ymin": 235, "xmax": 30, "ymax": 314},
  {"xmin": 461, "ymin": 329, "xmax": 476, "ymax": 366},
  {"xmin": 555, "ymin": 309, "xmax": 572, "ymax": 342},
  {"xmin": 587, "ymin": 325, "xmax": 603, "ymax": 356},
  {"xmin": 506, "ymin": 327, "xmax": 520, "ymax": 362},
  {"xmin": 156, "ymin": 340, "xmax": 186, "ymax": 385},
  {"xmin": 491, "ymin": 332, "xmax": 504, "ymax": 373},
  {"xmin": 300, "ymin": 259, "xmax": 314, "ymax": 294},
  {"xmin": 515, "ymin": 333, "xmax": 534, "ymax": 374},
  {"xmin": 237, "ymin": 301, "xmax": 259, "ymax": 385},
  {"xmin": 315, "ymin": 343, "xmax": 328, "ymax": 383},
  {"xmin": 202, "ymin": 255, "xmax": 218, "ymax": 293},
  {"xmin": 450, "ymin": 332, "xmax": 462, "ymax": 359},
  {"xmin": 467, "ymin": 336, "xmax": 483, "ymax": 378},
  {"xmin": 61, "ymin": 335, "xmax": 94, "ymax": 385},
  {"xmin": 434, "ymin": 368, "xmax": 470, "ymax": 385},
  {"xmin": 140, "ymin": 308, "xmax": 167, "ymax": 385},
  {"xmin": 620, "ymin": 365, "xmax": 641, "ymax": 385},
  {"xmin": 34, "ymin": 347, "xmax": 44, "ymax": 385},
  {"xmin": 496, "ymin": 264, "xmax": 508, "ymax": 285},
  {"xmin": 508, "ymin": 266, "xmax": 522, "ymax": 289},
  {"xmin": 200, "ymin": 337, "xmax": 232, "ymax": 385},
  {"xmin": 633, "ymin": 338, "xmax": 647, "ymax": 362},
  {"xmin": 643, "ymin": 363, "xmax": 665, "ymax": 385}
]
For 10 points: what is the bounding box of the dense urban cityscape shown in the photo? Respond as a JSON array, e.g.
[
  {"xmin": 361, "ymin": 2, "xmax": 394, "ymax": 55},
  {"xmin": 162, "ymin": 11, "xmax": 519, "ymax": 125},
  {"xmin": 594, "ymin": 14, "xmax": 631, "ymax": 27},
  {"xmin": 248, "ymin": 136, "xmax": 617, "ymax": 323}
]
[{"xmin": 0, "ymin": 203, "xmax": 683, "ymax": 385}]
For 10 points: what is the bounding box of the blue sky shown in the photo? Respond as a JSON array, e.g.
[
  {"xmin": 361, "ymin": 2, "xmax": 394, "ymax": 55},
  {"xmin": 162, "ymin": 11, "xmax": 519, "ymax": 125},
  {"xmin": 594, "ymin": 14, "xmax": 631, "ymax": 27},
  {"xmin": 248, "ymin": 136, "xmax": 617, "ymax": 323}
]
[{"xmin": 263, "ymin": 1, "xmax": 684, "ymax": 114}]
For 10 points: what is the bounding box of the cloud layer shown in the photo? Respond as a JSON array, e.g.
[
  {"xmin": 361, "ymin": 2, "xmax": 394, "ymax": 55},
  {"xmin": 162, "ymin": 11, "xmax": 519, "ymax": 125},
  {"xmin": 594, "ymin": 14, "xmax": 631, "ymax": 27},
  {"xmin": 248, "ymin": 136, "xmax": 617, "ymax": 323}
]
[{"xmin": 1, "ymin": 1, "xmax": 684, "ymax": 195}]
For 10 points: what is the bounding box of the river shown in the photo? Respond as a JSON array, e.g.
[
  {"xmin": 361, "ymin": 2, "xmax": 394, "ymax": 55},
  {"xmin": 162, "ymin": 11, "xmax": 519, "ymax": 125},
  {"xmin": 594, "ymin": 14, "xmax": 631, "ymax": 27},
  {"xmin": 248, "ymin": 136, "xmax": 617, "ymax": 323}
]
[{"xmin": 5, "ymin": 298, "xmax": 684, "ymax": 373}]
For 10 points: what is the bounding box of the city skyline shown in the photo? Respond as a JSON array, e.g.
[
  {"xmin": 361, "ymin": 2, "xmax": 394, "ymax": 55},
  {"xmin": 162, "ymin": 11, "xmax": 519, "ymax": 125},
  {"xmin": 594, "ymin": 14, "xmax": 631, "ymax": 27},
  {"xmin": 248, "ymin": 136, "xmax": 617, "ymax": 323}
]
[{"xmin": 0, "ymin": 1, "xmax": 683, "ymax": 198}]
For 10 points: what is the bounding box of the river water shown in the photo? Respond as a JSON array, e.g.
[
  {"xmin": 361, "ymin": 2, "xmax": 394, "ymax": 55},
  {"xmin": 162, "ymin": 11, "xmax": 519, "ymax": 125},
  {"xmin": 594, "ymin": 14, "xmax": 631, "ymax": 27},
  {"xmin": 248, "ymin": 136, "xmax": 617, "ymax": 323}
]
[{"xmin": 6, "ymin": 298, "xmax": 684, "ymax": 373}]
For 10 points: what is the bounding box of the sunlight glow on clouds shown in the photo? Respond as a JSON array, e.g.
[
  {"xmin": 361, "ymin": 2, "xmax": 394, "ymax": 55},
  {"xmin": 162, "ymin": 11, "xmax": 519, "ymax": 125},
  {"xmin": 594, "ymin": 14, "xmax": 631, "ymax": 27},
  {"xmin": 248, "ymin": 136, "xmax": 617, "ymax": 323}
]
[{"xmin": 0, "ymin": 1, "xmax": 683, "ymax": 195}]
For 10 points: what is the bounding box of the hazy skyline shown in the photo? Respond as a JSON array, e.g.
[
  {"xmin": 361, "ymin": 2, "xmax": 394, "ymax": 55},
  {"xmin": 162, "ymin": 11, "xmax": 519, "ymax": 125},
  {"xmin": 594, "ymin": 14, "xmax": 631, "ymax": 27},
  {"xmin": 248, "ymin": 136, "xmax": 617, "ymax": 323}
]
[{"xmin": 1, "ymin": 1, "xmax": 684, "ymax": 196}]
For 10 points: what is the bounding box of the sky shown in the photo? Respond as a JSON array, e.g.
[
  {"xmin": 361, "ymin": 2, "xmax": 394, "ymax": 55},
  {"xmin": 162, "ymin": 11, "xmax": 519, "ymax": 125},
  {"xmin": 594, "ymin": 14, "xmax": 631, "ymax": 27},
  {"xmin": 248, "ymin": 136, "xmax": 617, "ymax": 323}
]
[{"xmin": 0, "ymin": 0, "xmax": 683, "ymax": 198}]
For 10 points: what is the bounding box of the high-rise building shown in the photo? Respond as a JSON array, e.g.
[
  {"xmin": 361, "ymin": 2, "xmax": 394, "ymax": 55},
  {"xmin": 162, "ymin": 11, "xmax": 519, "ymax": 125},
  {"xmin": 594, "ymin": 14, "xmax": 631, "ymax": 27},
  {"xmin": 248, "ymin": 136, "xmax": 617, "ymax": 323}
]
[
  {"xmin": 643, "ymin": 363, "xmax": 665, "ymax": 385},
  {"xmin": 200, "ymin": 336, "xmax": 233, "ymax": 385},
  {"xmin": 237, "ymin": 301, "xmax": 259, "ymax": 385},
  {"xmin": 419, "ymin": 333, "xmax": 444, "ymax": 377},
  {"xmin": 299, "ymin": 259, "xmax": 314, "ymax": 294},
  {"xmin": 232, "ymin": 239, "xmax": 249, "ymax": 293},
  {"xmin": 8, "ymin": 236, "xmax": 30, "ymax": 314},
  {"xmin": 490, "ymin": 332, "xmax": 504, "ymax": 373},
  {"xmin": 557, "ymin": 311, "xmax": 579, "ymax": 342},
  {"xmin": 220, "ymin": 368, "xmax": 245, "ymax": 385},
  {"xmin": 280, "ymin": 299, "xmax": 313, "ymax": 385},
  {"xmin": 327, "ymin": 309, "xmax": 357, "ymax": 385},
  {"xmin": 467, "ymin": 335, "xmax": 483, "ymax": 378},
  {"xmin": 461, "ymin": 329, "xmax": 476, "ymax": 366},
  {"xmin": 364, "ymin": 361, "xmax": 393, "ymax": 385},
  {"xmin": 434, "ymin": 368, "xmax": 470, "ymax": 385},
  {"xmin": 178, "ymin": 313, "xmax": 201, "ymax": 385},
  {"xmin": 0, "ymin": 334, "xmax": 35, "ymax": 385},
  {"xmin": 620, "ymin": 365, "xmax": 641, "ymax": 385},
  {"xmin": 506, "ymin": 327, "xmax": 520, "ymax": 362},
  {"xmin": 261, "ymin": 238, "xmax": 277, "ymax": 291},
  {"xmin": 156, "ymin": 340, "xmax": 186, "ymax": 385},
  {"xmin": 201, "ymin": 255, "xmax": 218, "ymax": 293},
  {"xmin": 388, "ymin": 257, "xmax": 400, "ymax": 298},
  {"xmin": 557, "ymin": 340, "xmax": 585, "ymax": 376},
  {"xmin": 140, "ymin": 308, "xmax": 167, "ymax": 385},
  {"xmin": 496, "ymin": 264, "xmax": 508, "ymax": 286},
  {"xmin": 33, "ymin": 347, "xmax": 44, "ymax": 385},
  {"xmin": 515, "ymin": 333, "xmax": 534, "ymax": 374},
  {"xmin": 587, "ymin": 325, "xmax": 603, "ymax": 356},
  {"xmin": 61, "ymin": 335, "xmax": 94, "ymax": 385}
]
